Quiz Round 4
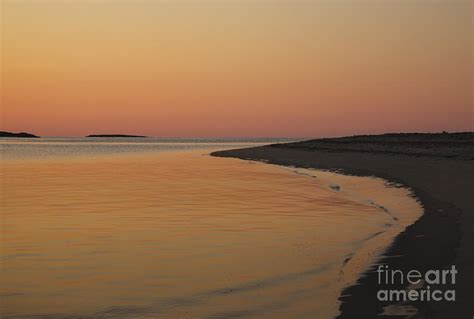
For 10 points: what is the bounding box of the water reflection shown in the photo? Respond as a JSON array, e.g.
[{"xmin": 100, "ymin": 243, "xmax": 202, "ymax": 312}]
[{"xmin": 1, "ymin": 146, "xmax": 421, "ymax": 318}]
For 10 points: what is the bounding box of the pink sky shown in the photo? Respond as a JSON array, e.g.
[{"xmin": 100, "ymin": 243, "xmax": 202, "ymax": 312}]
[{"xmin": 2, "ymin": 0, "xmax": 472, "ymax": 137}]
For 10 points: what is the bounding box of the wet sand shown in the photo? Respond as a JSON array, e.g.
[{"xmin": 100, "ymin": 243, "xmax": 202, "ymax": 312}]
[{"xmin": 211, "ymin": 133, "xmax": 474, "ymax": 319}]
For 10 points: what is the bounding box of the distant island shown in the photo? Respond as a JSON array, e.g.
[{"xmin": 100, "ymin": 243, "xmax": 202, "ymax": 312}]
[
  {"xmin": 0, "ymin": 131, "xmax": 39, "ymax": 138},
  {"xmin": 86, "ymin": 134, "xmax": 147, "ymax": 138}
]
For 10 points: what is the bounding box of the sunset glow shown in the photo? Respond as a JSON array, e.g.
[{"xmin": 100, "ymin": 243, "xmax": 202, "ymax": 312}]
[{"xmin": 1, "ymin": 0, "xmax": 472, "ymax": 137}]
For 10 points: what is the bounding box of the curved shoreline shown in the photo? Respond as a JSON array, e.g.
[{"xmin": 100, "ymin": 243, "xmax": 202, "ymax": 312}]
[
  {"xmin": 281, "ymin": 166, "xmax": 424, "ymax": 318},
  {"xmin": 211, "ymin": 145, "xmax": 472, "ymax": 319}
]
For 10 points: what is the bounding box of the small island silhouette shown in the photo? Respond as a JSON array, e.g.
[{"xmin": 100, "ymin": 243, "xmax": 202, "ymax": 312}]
[
  {"xmin": 86, "ymin": 134, "xmax": 147, "ymax": 138},
  {"xmin": 0, "ymin": 131, "xmax": 39, "ymax": 138}
]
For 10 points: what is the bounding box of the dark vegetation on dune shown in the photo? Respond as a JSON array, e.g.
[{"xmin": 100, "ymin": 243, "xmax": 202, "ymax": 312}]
[
  {"xmin": 272, "ymin": 132, "xmax": 474, "ymax": 160},
  {"xmin": 0, "ymin": 131, "xmax": 39, "ymax": 138}
]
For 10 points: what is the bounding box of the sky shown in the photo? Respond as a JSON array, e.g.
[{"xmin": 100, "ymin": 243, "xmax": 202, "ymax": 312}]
[{"xmin": 1, "ymin": 0, "xmax": 472, "ymax": 138}]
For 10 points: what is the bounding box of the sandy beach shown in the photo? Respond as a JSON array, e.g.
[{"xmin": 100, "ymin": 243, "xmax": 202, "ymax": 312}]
[{"xmin": 212, "ymin": 133, "xmax": 474, "ymax": 319}]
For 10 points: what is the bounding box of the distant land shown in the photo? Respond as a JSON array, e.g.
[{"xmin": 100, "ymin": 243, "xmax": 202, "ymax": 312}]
[
  {"xmin": 0, "ymin": 131, "xmax": 39, "ymax": 138},
  {"xmin": 86, "ymin": 134, "xmax": 147, "ymax": 138},
  {"xmin": 272, "ymin": 132, "xmax": 474, "ymax": 160}
]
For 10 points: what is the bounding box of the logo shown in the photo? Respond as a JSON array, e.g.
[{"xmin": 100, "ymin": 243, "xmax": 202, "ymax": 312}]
[{"xmin": 376, "ymin": 265, "xmax": 457, "ymax": 302}]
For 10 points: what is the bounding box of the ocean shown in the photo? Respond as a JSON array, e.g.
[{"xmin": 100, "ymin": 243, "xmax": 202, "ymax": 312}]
[{"xmin": 0, "ymin": 138, "xmax": 422, "ymax": 318}]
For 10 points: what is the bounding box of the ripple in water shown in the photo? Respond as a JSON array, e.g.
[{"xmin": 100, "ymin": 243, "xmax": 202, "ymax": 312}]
[{"xmin": 0, "ymin": 141, "xmax": 422, "ymax": 318}]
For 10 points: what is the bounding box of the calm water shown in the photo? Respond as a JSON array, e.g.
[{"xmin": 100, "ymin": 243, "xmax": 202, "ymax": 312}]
[{"xmin": 0, "ymin": 138, "xmax": 422, "ymax": 319}]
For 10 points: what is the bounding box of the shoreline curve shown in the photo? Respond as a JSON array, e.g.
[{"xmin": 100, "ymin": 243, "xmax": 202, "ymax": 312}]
[{"xmin": 211, "ymin": 142, "xmax": 472, "ymax": 319}]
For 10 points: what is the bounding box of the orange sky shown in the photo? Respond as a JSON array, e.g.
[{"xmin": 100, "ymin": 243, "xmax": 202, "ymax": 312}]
[{"xmin": 1, "ymin": 0, "xmax": 472, "ymax": 137}]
